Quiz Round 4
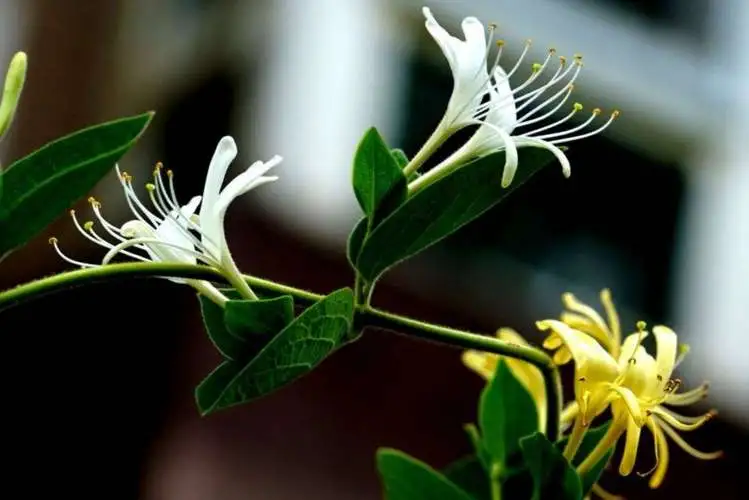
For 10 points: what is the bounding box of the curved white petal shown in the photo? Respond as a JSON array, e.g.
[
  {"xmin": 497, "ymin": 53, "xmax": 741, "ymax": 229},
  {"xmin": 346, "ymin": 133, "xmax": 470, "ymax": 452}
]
[
  {"xmin": 199, "ymin": 136, "xmax": 238, "ymax": 252},
  {"xmin": 488, "ymin": 66, "xmax": 518, "ymax": 133},
  {"xmin": 513, "ymin": 136, "xmax": 572, "ymax": 178},
  {"xmin": 423, "ymin": 7, "xmax": 488, "ymax": 128}
]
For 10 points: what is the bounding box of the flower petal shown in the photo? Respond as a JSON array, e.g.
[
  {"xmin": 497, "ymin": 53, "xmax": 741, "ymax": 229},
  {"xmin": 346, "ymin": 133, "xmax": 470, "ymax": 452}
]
[
  {"xmin": 461, "ymin": 350, "xmax": 497, "ymax": 380},
  {"xmin": 496, "ymin": 328, "xmax": 547, "ymax": 432},
  {"xmin": 513, "ymin": 135, "xmax": 572, "ymax": 178},
  {"xmin": 536, "ymin": 319, "xmax": 619, "ymax": 382},
  {"xmin": 199, "ymin": 136, "xmax": 238, "ymax": 253},
  {"xmin": 652, "ymin": 325, "xmax": 678, "ymax": 394},
  {"xmin": 618, "ymin": 415, "xmax": 642, "ymax": 475}
]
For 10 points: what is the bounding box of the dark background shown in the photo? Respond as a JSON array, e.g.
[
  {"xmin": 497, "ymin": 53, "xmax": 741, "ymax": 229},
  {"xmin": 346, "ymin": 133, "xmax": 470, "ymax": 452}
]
[{"xmin": 0, "ymin": 0, "xmax": 740, "ymax": 498}]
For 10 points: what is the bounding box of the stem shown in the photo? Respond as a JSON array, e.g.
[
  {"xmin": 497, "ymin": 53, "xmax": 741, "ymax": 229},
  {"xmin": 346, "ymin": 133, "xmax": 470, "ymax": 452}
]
[
  {"xmin": 0, "ymin": 263, "xmax": 562, "ymax": 441},
  {"xmin": 490, "ymin": 463, "xmax": 502, "ymax": 500},
  {"xmin": 359, "ymin": 305, "xmax": 562, "ymax": 442},
  {"xmin": 562, "ymin": 416, "xmax": 587, "ymax": 462}
]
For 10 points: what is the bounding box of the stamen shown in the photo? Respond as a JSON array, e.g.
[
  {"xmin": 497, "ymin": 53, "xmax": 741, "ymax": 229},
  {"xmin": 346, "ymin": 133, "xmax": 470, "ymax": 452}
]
[
  {"xmin": 665, "ymin": 383, "xmax": 709, "ymax": 406},
  {"xmin": 519, "ymin": 102, "xmax": 583, "ymax": 136},
  {"xmin": 531, "ymin": 107, "xmax": 600, "ymax": 141},
  {"xmin": 550, "ymin": 109, "xmax": 619, "ymax": 145},
  {"xmin": 101, "ymin": 236, "xmax": 220, "ymax": 267},
  {"xmin": 49, "ymin": 236, "xmax": 97, "ymax": 268},
  {"xmin": 655, "ymin": 416, "xmax": 723, "ymax": 460},
  {"xmin": 514, "ymin": 84, "xmax": 574, "ymax": 128}
]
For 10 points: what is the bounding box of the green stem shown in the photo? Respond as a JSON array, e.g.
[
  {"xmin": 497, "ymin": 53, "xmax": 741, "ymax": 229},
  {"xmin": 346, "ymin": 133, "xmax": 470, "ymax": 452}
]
[
  {"xmin": 358, "ymin": 305, "xmax": 562, "ymax": 442},
  {"xmin": 0, "ymin": 263, "xmax": 562, "ymax": 441},
  {"xmin": 490, "ymin": 463, "xmax": 502, "ymax": 500}
]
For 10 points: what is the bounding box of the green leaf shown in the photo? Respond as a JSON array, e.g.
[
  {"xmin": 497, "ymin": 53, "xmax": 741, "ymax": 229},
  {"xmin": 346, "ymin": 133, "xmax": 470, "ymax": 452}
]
[
  {"xmin": 556, "ymin": 421, "xmax": 613, "ymax": 495},
  {"xmin": 443, "ymin": 455, "xmax": 491, "ymax": 500},
  {"xmin": 0, "ymin": 112, "xmax": 154, "ymax": 256},
  {"xmin": 520, "ymin": 432, "xmax": 583, "ymax": 500},
  {"xmin": 224, "ymin": 295, "xmax": 294, "ymax": 340},
  {"xmin": 351, "ymin": 127, "xmax": 407, "ymax": 222},
  {"xmin": 479, "ymin": 359, "xmax": 539, "ymax": 467},
  {"xmin": 355, "ymin": 149, "xmax": 554, "ymax": 281},
  {"xmin": 199, "ymin": 293, "xmax": 295, "ymax": 361},
  {"xmin": 391, "ymin": 148, "xmax": 409, "ymax": 169},
  {"xmin": 377, "ymin": 448, "xmax": 473, "ymax": 500},
  {"xmin": 346, "ymin": 217, "xmax": 368, "ymax": 269},
  {"xmin": 195, "ymin": 287, "xmax": 354, "ymax": 415}
]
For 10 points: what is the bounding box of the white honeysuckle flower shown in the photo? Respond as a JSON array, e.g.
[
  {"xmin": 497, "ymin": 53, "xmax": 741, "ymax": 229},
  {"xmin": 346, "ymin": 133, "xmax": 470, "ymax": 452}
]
[
  {"xmin": 50, "ymin": 136, "xmax": 281, "ymax": 305},
  {"xmin": 406, "ymin": 7, "xmax": 618, "ymax": 191}
]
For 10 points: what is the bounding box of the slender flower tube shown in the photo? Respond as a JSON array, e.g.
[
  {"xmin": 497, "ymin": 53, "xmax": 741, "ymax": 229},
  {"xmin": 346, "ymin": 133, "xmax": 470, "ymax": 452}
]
[
  {"xmin": 406, "ymin": 7, "xmax": 618, "ymax": 192},
  {"xmin": 49, "ymin": 136, "xmax": 281, "ymax": 305}
]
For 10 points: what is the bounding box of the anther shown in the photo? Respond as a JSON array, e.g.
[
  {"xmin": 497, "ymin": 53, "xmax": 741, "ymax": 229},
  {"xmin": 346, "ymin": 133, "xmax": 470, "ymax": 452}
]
[
  {"xmin": 612, "ymin": 109, "xmax": 621, "ymax": 118},
  {"xmin": 559, "ymin": 56, "xmax": 567, "ymax": 66},
  {"xmin": 155, "ymin": 161, "xmax": 164, "ymax": 170},
  {"xmin": 531, "ymin": 62, "xmax": 542, "ymax": 73},
  {"xmin": 573, "ymin": 53, "xmax": 583, "ymax": 61},
  {"xmin": 69, "ymin": 209, "xmax": 76, "ymax": 216},
  {"xmin": 496, "ymin": 39, "xmax": 505, "ymax": 47},
  {"xmin": 145, "ymin": 183, "xmax": 156, "ymax": 192},
  {"xmin": 525, "ymin": 39, "xmax": 533, "ymax": 46},
  {"xmin": 548, "ymin": 47, "xmax": 556, "ymax": 54},
  {"xmin": 636, "ymin": 320, "xmax": 647, "ymax": 331},
  {"xmin": 166, "ymin": 170, "xmax": 174, "ymax": 178},
  {"xmin": 48, "ymin": 237, "xmax": 58, "ymax": 245},
  {"xmin": 488, "ymin": 23, "xmax": 497, "ymax": 30},
  {"xmin": 573, "ymin": 102, "xmax": 583, "ymax": 112},
  {"xmin": 83, "ymin": 221, "xmax": 94, "ymax": 232},
  {"xmin": 706, "ymin": 410, "xmax": 718, "ymax": 419}
]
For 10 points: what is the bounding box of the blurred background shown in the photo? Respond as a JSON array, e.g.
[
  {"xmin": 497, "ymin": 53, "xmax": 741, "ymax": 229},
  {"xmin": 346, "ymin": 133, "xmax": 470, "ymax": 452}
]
[{"xmin": 0, "ymin": 0, "xmax": 744, "ymax": 498}]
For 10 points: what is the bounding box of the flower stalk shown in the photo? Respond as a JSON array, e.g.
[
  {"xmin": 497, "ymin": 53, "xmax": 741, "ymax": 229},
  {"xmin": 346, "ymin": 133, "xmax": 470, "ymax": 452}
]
[{"xmin": 0, "ymin": 261, "xmax": 563, "ymax": 442}]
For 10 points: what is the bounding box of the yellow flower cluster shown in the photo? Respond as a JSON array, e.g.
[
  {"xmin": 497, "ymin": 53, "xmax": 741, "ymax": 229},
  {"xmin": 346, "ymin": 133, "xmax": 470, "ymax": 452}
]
[{"xmin": 463, "ymin": 289, "xmax": 721, "ymax": 496}]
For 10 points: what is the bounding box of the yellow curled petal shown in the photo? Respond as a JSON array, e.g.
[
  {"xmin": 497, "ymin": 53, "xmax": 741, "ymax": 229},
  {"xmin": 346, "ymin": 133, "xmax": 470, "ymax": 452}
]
[
  {"xmin": 461, "ymin": 350, "xmax": 498, "ymax": 380},
  {"xmin": 497, "ymin": 328, "xmax": 547, "ymax": 432},
  {"xmin": 651, "ymin": 325, "xmax": 678, "ymax": 395},
  {"xmin": 618, "ymin": 415, "xmax": 642, "ymax": 475},
  {"xmin": 646, "ymin": 417, "xmax": 670, "ymax": 489}
]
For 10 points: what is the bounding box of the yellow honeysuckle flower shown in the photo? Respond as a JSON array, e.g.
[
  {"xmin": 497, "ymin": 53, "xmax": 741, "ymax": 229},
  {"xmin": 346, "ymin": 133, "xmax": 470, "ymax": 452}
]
[
  {"xmin": 542, "ymin": 289, "xmax": 622, "ymax": 364},
  {"xmin": 462, "ymin": 328, "xmax": 579, "ymax": 434},
  {"xmin": 537, "ymin": 316, "xmax": 721, "ymax": 490}
]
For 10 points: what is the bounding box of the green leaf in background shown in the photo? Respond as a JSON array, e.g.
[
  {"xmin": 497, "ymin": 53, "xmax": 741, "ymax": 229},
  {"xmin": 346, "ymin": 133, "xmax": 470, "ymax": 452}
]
[
  {"xmin": 520, "ymin": 432, "xmax": 583, "ymax": 500},
  {"xmin": 556, "ymin": 421, "xmax": 613, "ymax": 495},
  {"xmin": 199, "ymin": 291, "xmax": 294, "ymax": 361},
  {"xmin": 443, "ymin": 455, "xmax": 491, "ymax": 500},
  {"xmin": 479, "ymin": 359, "xmax": 539, "ymax": 468},
  {"xmin": 196, "ymin": 287, "xmax": 354, "ymax": 415},
  {"xmin": 377, "ymin": 448, "xmax": 473, "ymax": 500},
  {"xmin": 354, "ymin": 148, "xmax": 554, "ymax": 282},
  {"xmin": 0, "ymin": 112, "xmax": 154, "ymax": 256},
  {"xmin": 391, "ymin": 148, "xmax": 409, "ymax": 169},
  {"xmin": 351, "ymin": 127, "xmax": 407, "ymax": 223}
]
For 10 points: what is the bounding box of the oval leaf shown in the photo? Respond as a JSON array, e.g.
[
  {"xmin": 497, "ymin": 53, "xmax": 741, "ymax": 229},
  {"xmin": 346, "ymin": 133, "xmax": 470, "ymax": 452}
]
[
  {"xmin": 0, "ymin": 112, "xmax": 154, "ymax": 255},
  {"xmin": 195, "ymin": 287, "xmax": 354, "ymax": 415},
  {"xmin": 355, "ymin": 149, "xmax": 555, "ymax": 281},
  {"xmin": 377, "ymin": 448, "xmax": 473, "ymax": 500},
  {"xmin": 443, "ymin": 455, "xmax": 492, "ymax": 500},
  {"xmin": 479, "ymin": 359, "xmax": 539, "ymax": 467},
  {"xmin": 352, "ymin": 127, "xmax": 407, "ymax": 221},
  {"xmin": 199, "ymin": 292, "xmax": 294, "ymax": 361},
  {"xmin": 520, "ymin": 432, "xmax": 583, "ymax": 500}
]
